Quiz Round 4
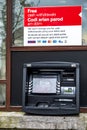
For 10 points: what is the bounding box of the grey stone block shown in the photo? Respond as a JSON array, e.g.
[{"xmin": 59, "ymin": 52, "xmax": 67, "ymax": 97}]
[{"xmin": 0, "ymin": 112, "xmax": 87, "ymax": 130}]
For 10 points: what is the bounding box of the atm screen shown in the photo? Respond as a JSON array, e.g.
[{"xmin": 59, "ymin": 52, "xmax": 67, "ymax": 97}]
[{"xmin": 32, "ymin": 75, "xmax": 57, "ymax": 93}]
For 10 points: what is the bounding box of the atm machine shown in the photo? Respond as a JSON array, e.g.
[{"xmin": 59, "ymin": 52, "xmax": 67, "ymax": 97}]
[{"xmin": 22, "ymin": 61, "xmax": 80, "ymax": 115}]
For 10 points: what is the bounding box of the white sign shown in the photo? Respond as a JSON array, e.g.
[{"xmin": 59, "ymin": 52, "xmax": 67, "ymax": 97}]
[{"xmin": 24, "ymin": 6, "xmax": 82, "ymax": 46}]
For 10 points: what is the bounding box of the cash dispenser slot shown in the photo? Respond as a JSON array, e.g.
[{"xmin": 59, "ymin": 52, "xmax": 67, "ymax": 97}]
[{"xmin": 61, "ymin": 70, "xmax": 76, "ymax": 86}]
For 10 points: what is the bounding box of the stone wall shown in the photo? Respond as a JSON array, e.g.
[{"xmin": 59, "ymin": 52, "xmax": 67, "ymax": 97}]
[{"xmin": 0, "ymin": 112, "xmax": 87, "ymax": 130}]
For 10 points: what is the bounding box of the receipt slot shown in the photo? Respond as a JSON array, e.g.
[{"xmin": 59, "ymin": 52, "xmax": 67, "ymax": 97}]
[{"xmin": 22, "ymin": 61, "xmax": 80, "ymax": 115}]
